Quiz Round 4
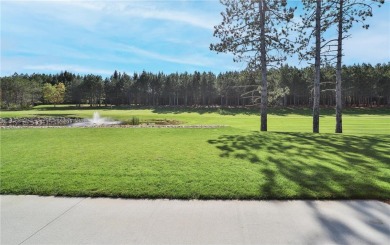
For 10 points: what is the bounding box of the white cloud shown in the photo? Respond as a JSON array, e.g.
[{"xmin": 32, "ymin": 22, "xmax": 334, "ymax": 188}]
[
  {"xmin": 2, "ymin": 0, "xmax": 216, "ymax": 31},
  {"xmin": 64, "ymin": 0, "xmax": 218, "ymax": 29},
  {"xmin": 116, "ymin": 44, "xmax": 214, "ymax": 67},
  {"xmin": 121, "ymin": 7, "xmax": 215, "ymax": 30}
]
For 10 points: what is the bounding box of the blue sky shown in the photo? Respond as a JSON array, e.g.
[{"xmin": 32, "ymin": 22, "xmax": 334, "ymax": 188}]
[{"xmin": 1, "ymin": 0, "xmax": 389, "ymax": 77}]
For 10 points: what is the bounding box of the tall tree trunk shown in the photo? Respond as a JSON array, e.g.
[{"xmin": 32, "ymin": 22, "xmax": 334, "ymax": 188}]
[
  {"xmin": 225, "ymin": 92, "xmax": 228, "ymax": 106},
  {"xmin": 313, "ymin": 0, "xmax": 321, "ymax": 133},
  {"xmin": 260, "ymin": 0, "xmax": 267, "ymax": 132},
  {"xmin": 335, "ymin": 0, "xmax": 343, "ymax": 133}
]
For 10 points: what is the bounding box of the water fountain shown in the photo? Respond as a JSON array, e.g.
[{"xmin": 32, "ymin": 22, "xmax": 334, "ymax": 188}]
[{"xmin": 71, "ymin": 112, "xmax": 121, "ymax": 127}]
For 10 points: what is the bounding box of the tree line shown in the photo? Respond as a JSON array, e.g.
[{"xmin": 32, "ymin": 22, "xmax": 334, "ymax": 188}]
[
  {"xmin": 1, "ymin": 0, "xmax": 386, "ymax": 134},
  {"xmin": 211, "ymin": 0, "xmax": 385, "ymax": 133},
  {"xmin": 1, "ymin": 63, "xmax": 389, "ymax": 109}
]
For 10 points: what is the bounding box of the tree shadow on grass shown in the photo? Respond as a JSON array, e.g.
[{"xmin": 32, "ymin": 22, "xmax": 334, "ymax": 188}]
[
  {"xmin": 32, "ymin": 105, "xmax": 389, "ymax": 117},
  {"xmin": 151, "ymin": 106, "xmax": 257, "ymax": 115},
  {"xmin": 141, "ymin": 106, "xmax": 390, "ymax": 116},
  {"xmin": 208, "ymin": 132, "xmax": 390, "ymax": 200},
  {"xmin": 151, "ymin": 106, "xmax": 324, "ymax": 116}
]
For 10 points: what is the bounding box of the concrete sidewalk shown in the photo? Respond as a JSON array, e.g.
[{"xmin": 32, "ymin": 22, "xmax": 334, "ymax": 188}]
[{"xmin": 1, "ymin": 195, "xmax": 389, "ymax": 245}]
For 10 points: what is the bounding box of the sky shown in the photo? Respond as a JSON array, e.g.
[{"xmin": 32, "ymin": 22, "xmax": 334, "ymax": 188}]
[{"xmin": 1, "ymin": 0, "xmax": 389, "ymax": 77}]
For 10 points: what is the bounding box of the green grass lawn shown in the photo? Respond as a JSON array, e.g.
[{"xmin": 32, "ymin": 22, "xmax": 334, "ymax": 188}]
[
  {"xmin": 1, "ymin": 105, "xmax": 389, "ymax": 133},
  {"xmin": 1, "ymin": 105, "xmax": 389, "ymax": 199}
]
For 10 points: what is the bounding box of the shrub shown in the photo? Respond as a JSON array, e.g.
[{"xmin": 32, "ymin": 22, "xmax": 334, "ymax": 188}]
[
  {"xmin": 218, "ymin": 108, "xmax": 229, "ymax": 115},
  {"xmin": 121, "ymin": 116, "xmax": 141, "ymax": 125},
  {"xmin": 130, "ymin": 116, "xmax": 140, "ymax": 125}
]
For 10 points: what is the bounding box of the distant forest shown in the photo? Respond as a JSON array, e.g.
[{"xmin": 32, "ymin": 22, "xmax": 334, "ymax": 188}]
[{"xmin": 1, "ymin": 63, "xmax": 389, "ymax": 110}]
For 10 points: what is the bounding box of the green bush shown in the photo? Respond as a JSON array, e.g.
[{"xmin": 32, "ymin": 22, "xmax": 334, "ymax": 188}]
[
  {"xmin": 130, "ymin": 116, "xmax": 140, "ymax": 125},
  {"xmin": 0, "ymin": 102, "xmax": 33, "ymax": 110},
  {"xmin": 218, "ymin": 108, "xmax": 228, "ymax": 115},
  {"xmin": 120, "ymin": 116, "xmax": 141, "ymax": 125}
]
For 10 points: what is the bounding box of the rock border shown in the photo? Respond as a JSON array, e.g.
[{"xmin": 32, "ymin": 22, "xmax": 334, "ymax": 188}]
[
  {"xmin": 0, "ymin": 117, "xmax": 84, "ymax": 126},
  {"xmin": 0, "ymin": 117, "xmax": 225, "ymax": 129}
]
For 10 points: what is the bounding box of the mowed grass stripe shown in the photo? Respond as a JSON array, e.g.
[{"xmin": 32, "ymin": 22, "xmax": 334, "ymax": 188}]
[
  {"xmin": 1, "ymin": 127, "xmax": 389, "ymax": 199},
  {"xmin": 1, "ymin": 106, "xmax": 388, "ymax": 134}
]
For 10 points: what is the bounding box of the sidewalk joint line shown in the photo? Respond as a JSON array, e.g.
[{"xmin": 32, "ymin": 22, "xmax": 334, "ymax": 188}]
[{"xmin": 18, "ymin": 197, "xmax": 86, "ymax": 245}]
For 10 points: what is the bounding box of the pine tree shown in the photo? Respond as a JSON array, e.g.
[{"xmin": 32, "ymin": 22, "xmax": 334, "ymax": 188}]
[
  {"xmin": 211, "ymin": 0, "xmax": 295, "ymax": 131},
  {"xmin": 332, "ymin": 0, "xmax": 384, "ymax": 133},
  {"xmin": 297, "ymin": 0, "xmax": 335, "ymax": 133}
]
